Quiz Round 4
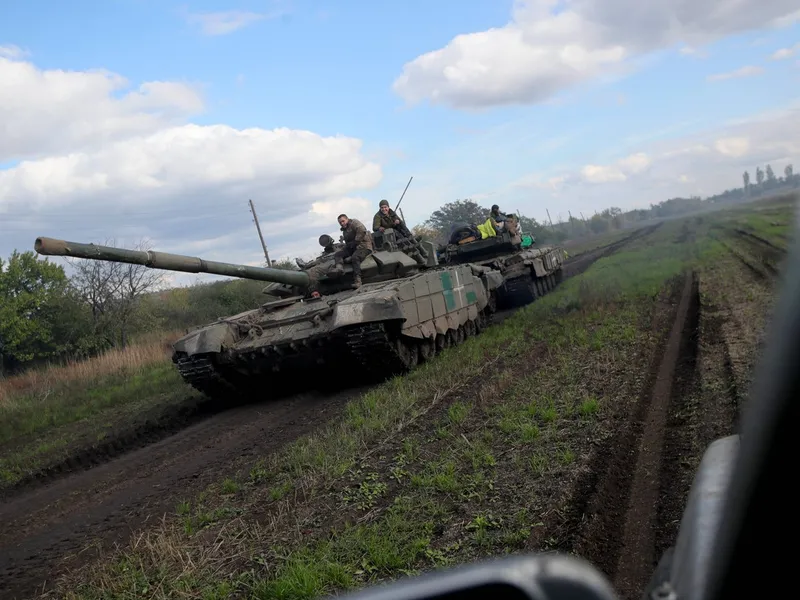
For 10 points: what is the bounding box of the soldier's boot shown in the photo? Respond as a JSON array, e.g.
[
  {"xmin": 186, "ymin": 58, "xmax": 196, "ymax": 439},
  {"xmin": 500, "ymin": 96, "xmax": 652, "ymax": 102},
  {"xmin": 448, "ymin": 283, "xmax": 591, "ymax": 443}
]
[{"xmin": 351, "ymin": 263, "xmax": 362, "ymax": 289}]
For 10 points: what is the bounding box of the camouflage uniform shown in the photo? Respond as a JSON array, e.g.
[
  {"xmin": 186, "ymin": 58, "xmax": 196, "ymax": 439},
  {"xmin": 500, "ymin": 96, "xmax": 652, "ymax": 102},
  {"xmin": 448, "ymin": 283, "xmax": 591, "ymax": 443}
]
[
  {"xmin": 373, "ymin": 200, "xmax": 428, "ymax": 263},
  {"xmin": 373, "ymin": 201, "xmax": 413, "ymax": 239},
  {"xmin": 333, "ymin": 218, "xmax": 374, "ymax": 287},
  {"xmin": 304, "ymin": 234, "xmax": 338, "ymax": 296}
]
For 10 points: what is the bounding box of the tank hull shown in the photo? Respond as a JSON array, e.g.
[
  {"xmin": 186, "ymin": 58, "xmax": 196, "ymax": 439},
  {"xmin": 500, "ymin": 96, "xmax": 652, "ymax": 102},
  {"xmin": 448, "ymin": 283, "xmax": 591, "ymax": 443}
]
[
  {"xmin": 439, "ymin": 232, "xmax": 567, "ymax": 309},
  {"xmin": 171, "ymin": 264, "xmax": 506, "ymax": 398}
]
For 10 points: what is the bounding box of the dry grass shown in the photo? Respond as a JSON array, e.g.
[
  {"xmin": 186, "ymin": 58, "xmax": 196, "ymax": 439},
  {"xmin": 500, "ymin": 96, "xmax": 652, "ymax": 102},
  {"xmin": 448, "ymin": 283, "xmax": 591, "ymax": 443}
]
[
  {"xmin": 0, "ymin": 331, "xmax": 188, "ymax": 453},
  {"xmin": 0, "ymin": 331, "xmax": 180, "ymax": 409}
]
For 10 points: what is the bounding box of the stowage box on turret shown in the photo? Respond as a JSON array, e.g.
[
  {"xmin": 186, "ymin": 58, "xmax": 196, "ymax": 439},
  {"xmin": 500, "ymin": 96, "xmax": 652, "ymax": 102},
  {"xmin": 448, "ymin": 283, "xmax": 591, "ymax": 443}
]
[{"xmin": 35, "ymin": 229, "xmax": 516, "ymax": 399}]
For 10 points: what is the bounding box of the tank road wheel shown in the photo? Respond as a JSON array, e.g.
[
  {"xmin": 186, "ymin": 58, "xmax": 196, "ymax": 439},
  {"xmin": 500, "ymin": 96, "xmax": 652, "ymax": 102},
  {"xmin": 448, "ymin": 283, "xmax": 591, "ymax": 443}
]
[
  {"xmin": 396, "ymin": 338, "xmax": 419, "ymax": 370},
  {"xmin": 455, "ymin": 325, "xmax": 466, "ymax": 344},
  {"xmin": 436, "ymin": 332, "xmax": 449, "ymax": 353},
  {"xmin": 526, "ymin": 277, "xmax": 538, "ymax": 302},
  {"xmin": 419, "ymin": 337, "xmax": 436, "ymax": 362},
  {"xmin": 537, "ymin": 278, "xmax": 547, "ymax": 297},
  {"xmin": 464, "ymin": 319, "xmax": 476, "ymax": 338}
]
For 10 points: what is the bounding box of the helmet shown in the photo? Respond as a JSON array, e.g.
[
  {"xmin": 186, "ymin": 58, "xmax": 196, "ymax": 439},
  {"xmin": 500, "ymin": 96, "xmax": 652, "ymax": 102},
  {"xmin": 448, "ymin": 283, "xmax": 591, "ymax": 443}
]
[
  {"xmin": 379, "ymin": 199, "xmax": 390, "ymax": 207},
  {"xmin": 318, "ymin": 234, "xmax": 334, "ymax": 247}
]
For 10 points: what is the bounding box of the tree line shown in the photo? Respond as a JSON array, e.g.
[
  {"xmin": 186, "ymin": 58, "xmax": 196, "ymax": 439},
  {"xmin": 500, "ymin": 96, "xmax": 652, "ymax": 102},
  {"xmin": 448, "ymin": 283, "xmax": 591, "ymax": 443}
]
[
  {"xmin": 1, "ymin": 163, "xmax": 796, "ymax": 375},
  {"xmin": 412, "ymin": 163, "xmax": 798, "ymax": 245}
]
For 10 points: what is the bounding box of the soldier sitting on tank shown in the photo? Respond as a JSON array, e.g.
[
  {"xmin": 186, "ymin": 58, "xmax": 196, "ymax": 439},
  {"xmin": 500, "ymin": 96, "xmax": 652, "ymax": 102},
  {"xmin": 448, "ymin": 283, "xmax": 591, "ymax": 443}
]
[
  {"xmin": 303, "ymin": 234, "xmax": 341, "ymax": 298},
  {"xmin": 373, "ymin": 199, "xmax": 428, "ymax": 261},
  {"xmin": 373, "ymin": 200, "xmax": 412, "ymax": 237},
  {"xmin": 331, "ymin": 214, "xmax": 373, "ymax": 289},
  {"xmin": 504, "ymin": 214, "xmax": 523, "ymax": 247},
  {"xmin": 489, "ymin": 204, "xmax": 509, "ymax": 232}
]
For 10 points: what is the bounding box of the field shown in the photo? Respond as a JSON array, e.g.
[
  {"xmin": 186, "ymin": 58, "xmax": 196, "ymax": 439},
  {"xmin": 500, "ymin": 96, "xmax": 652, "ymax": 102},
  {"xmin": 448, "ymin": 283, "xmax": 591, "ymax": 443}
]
[{"xmin": 0, "ymin": 193, "xmax": 795, "ymax": 600}]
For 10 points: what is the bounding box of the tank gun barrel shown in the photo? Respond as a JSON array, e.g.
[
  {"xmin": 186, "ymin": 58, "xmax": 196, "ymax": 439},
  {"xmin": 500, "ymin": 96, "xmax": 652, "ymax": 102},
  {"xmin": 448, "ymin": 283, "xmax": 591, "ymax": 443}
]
[{"xmin": 34, "ymin": 237, "xmax": 310, "ymax": 288}]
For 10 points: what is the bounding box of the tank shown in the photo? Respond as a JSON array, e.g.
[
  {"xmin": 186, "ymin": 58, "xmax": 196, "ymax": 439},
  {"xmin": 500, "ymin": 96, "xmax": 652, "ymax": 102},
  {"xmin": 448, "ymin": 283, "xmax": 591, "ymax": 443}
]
[
  {"xmin": 437, "ymin": 222, "xmax": 566, "ymax": 308},
  {"xmin": 34, "ymin": 229, "xmax": 506, "ymax": 399}
]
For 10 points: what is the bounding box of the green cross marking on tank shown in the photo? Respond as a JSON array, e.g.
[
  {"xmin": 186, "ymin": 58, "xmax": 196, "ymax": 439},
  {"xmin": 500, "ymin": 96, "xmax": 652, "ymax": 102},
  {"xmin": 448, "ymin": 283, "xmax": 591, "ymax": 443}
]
[
  {"xmin": 466, "ymin": 290, "xmax": 478, "ymax": 304},
  {"xmin": 440, "ymin": 271, "xmax": 453, "ymax": 290},
  {"xmin": 440, "ymin": 271, "xmax": 457, "ymax": 310}
]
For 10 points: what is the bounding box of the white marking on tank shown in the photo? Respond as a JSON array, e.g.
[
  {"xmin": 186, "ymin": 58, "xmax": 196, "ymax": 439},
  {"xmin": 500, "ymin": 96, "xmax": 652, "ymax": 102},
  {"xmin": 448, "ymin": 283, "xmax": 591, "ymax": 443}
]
[{"xmin": 451, "ymin": 269, "xmax": 467, "ymax": 308}]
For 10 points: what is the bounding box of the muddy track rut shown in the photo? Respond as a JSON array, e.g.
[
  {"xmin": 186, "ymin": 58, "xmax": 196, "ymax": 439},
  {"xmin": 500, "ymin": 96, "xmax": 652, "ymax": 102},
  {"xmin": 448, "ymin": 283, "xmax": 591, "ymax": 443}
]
[
  {"xmin": 0, "ymin": 224, "xmax": 658, "ymax": 600},
  {"xmin": 0, "ymin": 388, "xmax": 361, "ymax": 599}
]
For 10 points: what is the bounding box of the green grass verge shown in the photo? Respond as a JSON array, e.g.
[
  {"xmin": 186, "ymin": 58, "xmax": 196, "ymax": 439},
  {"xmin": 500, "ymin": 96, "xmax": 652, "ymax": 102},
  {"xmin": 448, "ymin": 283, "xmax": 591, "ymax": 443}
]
[{"xmin": 0, "ymin": 364, "xmax": 192, "ymax": 486}]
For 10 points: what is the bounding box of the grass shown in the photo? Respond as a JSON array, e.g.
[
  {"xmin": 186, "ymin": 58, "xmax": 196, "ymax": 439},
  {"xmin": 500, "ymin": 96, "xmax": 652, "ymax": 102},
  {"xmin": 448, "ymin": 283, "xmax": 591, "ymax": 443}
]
[
  {"xmin": 49, "ymin": 217, "xmax": 723, "ymax": 600},
  {"xmin": 0, "ymin": 330, "xmax": 194, "ymax": 486},
  {"xmin": 560, "ymin": 226, "xmax": 640, "ymax": 257}
]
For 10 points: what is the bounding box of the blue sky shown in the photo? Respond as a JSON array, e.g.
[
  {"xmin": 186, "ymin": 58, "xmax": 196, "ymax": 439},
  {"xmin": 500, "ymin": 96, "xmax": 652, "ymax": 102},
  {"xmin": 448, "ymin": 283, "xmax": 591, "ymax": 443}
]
[{"xmin": 1, "ymin": 0, "xmax": 798, "ymax": 281}]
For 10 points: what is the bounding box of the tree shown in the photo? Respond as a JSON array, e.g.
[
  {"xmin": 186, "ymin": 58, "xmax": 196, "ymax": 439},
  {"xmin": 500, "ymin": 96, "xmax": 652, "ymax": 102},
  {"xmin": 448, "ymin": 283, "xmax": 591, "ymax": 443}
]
[
  {"xmin": 271, "ymin": 258, "xmax": 300, "ymax": 270},
  {"xmin": 425, "ymin": 200, "xmax": 488, "ymax": 233},
  {"xmin": 784, "ymin": 164, "xmax": 793, "ymax": 181},
  {"xmin": 756, "ymin": 166, "xmax": 765, "ymax": 186},
  {"xmin": 411, "ymin": 224, "xmax": 444, "ymax": 245},
  {"xmin": 765, "ymin": 164, "xmax": 776, "ymax": 184},
  {"xmin": 67, "ymin": 238, "xmax": 165, "ymax": 348},
  {"xmin": 743, "ymin": 170, "xmax": 750, "ymax": 189},
  {"xmin": 0, "ymin": 251, "xmax": 71, "ymax": 373}
]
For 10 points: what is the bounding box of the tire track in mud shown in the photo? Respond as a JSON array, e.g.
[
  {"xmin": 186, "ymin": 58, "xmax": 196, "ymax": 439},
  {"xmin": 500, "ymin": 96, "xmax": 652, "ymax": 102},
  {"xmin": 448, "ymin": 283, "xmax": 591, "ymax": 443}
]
[
  {"xmin": 714, "ymin": 227, "xmax": 787, "ymax": 283},
  {"xmin": 561, "ymin": 223, "xmax": 662, "ymax": 279},
  {"xmin": 611, "ymin": 272, "xmax": 696, "ymax": 599},
  {"xmin": 0, "ymin": 386, "xmax": 363, "ymax": 600},
  {"xmin": 548, "ymin": 271, "xmax": 700, "ymax": 600}
]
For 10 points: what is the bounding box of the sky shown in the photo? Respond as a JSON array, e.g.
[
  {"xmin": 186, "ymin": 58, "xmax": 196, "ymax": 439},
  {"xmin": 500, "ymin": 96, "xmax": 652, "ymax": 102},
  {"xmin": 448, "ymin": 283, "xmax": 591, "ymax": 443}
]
[{"xmin": 1, "ymin": 0, "xmax": 799, "ymax": 287}]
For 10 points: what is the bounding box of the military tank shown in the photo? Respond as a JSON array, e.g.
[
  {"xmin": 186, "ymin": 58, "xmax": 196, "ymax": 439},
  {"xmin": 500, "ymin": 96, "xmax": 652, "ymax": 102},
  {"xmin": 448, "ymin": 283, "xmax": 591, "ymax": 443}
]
[
  {"xmin": 437, "ymin": 220, "xmax": 566, "ymax": 309},
  {"xmin": 34, "ymin": 229, "xmax": 505, "ymax": 399}
]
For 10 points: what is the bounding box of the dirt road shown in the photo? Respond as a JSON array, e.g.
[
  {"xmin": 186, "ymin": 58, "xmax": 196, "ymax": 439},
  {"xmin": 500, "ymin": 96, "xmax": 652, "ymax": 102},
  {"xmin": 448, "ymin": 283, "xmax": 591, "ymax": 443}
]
[{"xmin": 0, "ymin": 388, "xmax": 361, "ymax": 599}]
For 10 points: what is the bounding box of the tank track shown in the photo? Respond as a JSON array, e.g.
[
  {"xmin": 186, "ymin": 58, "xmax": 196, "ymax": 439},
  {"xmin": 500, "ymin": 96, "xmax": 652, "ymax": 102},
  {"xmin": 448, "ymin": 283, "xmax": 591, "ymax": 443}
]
[
  {"xmin": 502, "ymin": 274, "xmax": 537, "ymax": 306},
  {"xmin": 173, "ymin": 353, "xmax": 237, "ymax": 398},
  {"xmin": 342, "ymin": 322, "xmax": 407, "ymax": 375}
]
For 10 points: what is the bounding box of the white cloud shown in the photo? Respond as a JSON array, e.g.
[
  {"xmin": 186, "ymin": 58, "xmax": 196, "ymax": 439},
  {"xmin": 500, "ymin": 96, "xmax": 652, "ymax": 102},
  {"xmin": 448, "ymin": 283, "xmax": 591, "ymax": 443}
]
[
  {"xmin": 392, "ymin": 0, "xmax": 798, "ymax": 109},
  {"xmin": 0, "ymin": 44, "xmax": 27, "ymax": 59},
  {"xmin": 714, "ymin": 137, "xmax": 750, "ymax": 157},
  {"xmin": 509, "ymin": 102, "xmax": 800, "ymax": 217},
  {"xmin": 581, "ymin": 164, "xmax": 626, "ymax": 183},
  {"xmin": 187, "ymin": 10, "xmax": 267, "ymax": 35},
  {"xmin": 0, "ymin": 53, "xmax": 383, "ymax": 280},
  {"xmin": 0, "ymin": 55, "xmax": 204, "ymax": 161},
  {"xmin": 618, "ymin": 152, "xmax": 651, "ymax": 173},
  {"xmin": 579, "ymin": 152, "xmax": 652, "ymax": 183},
  {"xmin": 770, "ymin": 43, "xmax": 800, "ymax": 60},
  {"xmin": 706, "ymin": 65, "xmax": 764, "ymax": 81}
]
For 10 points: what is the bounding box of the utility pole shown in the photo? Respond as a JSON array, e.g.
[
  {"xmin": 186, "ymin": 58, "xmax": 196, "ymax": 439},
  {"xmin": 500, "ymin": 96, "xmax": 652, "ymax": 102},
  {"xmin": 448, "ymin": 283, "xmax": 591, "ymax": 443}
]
[{"xmin": 248, "ymin": 199, "xmax": 271, "ymax": 267}]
